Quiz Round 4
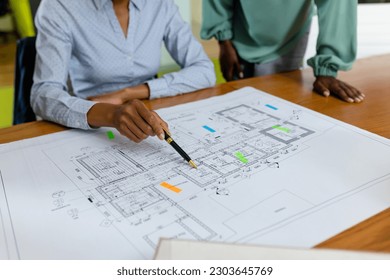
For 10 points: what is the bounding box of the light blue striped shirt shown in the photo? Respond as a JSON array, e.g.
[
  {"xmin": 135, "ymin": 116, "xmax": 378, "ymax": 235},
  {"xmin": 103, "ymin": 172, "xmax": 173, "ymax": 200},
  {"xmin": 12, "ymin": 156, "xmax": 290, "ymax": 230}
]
[{"xmin": 32, "ymin": 0, "xmax": 215, "ymax": 129}]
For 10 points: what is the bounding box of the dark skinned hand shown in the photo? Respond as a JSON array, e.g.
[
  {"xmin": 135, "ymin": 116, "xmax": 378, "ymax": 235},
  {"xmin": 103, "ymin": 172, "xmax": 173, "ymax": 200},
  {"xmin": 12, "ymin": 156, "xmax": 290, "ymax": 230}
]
[
  {"xmin": 219, "ymin": 40, "xmax": 243, "ymax": 81},
  {"xmin": 313, "ymin": 76, "xmax": 365, "ymax": 103},
  {"xmin": 87, "ymin": 84, "xmax": 150, "ymax": 105},
  {"xmin": 112, "ymin": 99, "xmax": 169, "ymax": 143},
  {"xmin": 88, "ymin": 88, "xmax": 128, "ymax": 105},
  {"xmin": 87, "ymin": 99, "xmax": 169, "ymax": 143}
]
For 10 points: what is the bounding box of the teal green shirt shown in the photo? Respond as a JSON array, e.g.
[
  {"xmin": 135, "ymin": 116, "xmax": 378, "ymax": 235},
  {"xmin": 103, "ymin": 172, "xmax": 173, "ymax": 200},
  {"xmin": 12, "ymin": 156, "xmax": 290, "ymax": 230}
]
[{"xmin": 201, "ymin": 0, "xmax": 357, "ymax": 77}]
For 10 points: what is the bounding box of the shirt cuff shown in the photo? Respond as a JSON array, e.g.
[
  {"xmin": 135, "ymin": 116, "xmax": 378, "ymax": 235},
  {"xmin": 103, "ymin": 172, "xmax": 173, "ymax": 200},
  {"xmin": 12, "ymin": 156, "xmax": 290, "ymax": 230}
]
[
  {"xmin": 313, "ymin": 66, "xmax": 338, "ymax": 78},
  {"xmin": 71, "ymin": 99, "xmax": 97, "ymax": 130},
  {"xmin": 215, "ymin": 30, "xmax": 233, "ymax": 42},
  {"xmin": 307, "ymin": 56, "xmax": 339, "ymax": 78},
  {"xmin": 147, "ymin": 78, "xmax": 169, "ymax": 99}
]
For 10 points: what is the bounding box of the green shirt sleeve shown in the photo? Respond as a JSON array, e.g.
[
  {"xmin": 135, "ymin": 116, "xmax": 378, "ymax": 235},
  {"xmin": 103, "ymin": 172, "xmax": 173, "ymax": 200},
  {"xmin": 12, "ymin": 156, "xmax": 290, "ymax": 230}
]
[
  {"xmin": 307, "ymin": 0, "xmax": 357, "ymax": 77},
  {"xmin": 201, "ymin": 0, "xmax": 234, "ymax": 41}
]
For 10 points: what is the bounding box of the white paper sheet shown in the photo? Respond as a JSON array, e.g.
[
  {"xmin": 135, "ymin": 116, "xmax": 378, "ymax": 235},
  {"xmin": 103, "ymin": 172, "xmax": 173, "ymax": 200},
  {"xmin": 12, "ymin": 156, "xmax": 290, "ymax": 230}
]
[
  {"xmin": 0, "ymin": 87, "xmax": 389, "ymax": 259},
  {"xmin": 155, "ymin": 239, "xmax": 390, "ymax": 260}
]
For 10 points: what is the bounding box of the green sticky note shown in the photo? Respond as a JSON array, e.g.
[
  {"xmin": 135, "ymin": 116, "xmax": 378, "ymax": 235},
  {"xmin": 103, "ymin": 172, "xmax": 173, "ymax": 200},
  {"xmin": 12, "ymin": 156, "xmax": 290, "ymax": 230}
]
[
  {"xmin": 272, "ymin": 125, "xmax": 291, "ymax": 133},
  {"xmin": 107, "ymin": 131, "xmax": 115, "ymax": 140},
  {"xmin": 235, "ymin": 151, "xmax": 248, "ymax": 164}
]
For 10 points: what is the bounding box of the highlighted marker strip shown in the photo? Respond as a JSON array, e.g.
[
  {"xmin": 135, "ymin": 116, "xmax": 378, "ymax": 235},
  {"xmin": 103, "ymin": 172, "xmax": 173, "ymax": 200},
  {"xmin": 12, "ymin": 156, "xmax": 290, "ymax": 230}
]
[
  {"xmin": 107, "ymin": 131, "xmax": 115, "ymax": 140},
  {"xmin": 160, "ymin": 182, "xmax": 182, "ymax": 193},
  {"xmin": 266, "ymin": 104, "xmax": 278, "ymax": 110},
  {"xmin": 202, "ymin": 125, "xmax": 216, "ymax": 133},
  {"xmin": 272, "ymin": 125, "xmax": 291, "ymax": 133},
  {"xmin": 235, "ymin": 151, "xmax": 248, "ymax": 164}
]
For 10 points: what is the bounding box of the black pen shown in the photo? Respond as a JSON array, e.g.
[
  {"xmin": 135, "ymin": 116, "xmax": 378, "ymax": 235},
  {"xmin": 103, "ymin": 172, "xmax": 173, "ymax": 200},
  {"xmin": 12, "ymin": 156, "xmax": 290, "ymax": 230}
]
[{"xmin": 163, "ymin": 129, "xmax": 197, "ymax": 169}]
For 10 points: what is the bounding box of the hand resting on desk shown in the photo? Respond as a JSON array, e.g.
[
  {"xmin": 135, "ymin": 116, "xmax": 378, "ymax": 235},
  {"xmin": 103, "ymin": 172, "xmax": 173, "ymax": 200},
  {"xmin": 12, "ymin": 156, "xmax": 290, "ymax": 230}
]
[
  {"xmin": 313, "ymin": 76, "xmax": 365, "ymax": 103},
  {"xmin": 87, "ymin": 84, "xmax": 150, "ymax": 105}
]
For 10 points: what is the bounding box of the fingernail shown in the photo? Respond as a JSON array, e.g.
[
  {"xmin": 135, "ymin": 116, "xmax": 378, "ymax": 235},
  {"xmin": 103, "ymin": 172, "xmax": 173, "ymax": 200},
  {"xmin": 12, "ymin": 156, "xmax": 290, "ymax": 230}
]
[
  {"xmin": 324, "ymin": 91, "xmax": 330, "ymax": 97},
  {"xmin": 239, "ymin": 72, "xmax": 244, "ymax": 79},
  {"xmin": 348, "ymin": 98, "xmax": 354, "ymax": 103},
  {"xmin": 158, "ymin": 133, "xmax": 164, "ymax": 140}
]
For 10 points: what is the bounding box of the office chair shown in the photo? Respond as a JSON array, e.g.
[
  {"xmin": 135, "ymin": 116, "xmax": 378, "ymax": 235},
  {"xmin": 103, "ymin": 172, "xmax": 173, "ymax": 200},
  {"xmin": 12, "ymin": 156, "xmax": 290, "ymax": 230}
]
[
  {"xmin": 0, "ymin": 0, "xmax": 9, "ymax": 16},
  {"xmin": 29, "ymin": 0, "xmax": 41, "ymax": 19},
  {"xmin": 13, "ymin": 36, "xmax": 37, "ymax": 125}
]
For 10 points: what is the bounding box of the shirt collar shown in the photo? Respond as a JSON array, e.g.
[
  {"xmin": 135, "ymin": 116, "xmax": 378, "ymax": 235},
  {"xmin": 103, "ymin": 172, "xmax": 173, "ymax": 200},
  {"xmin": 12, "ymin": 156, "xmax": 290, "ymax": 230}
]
[
  {"xmin": 131, "ymin": 0, "xmax": 145, "ymax": 11},
  {"xmin": 93, "ymin": 0, "xmax": 145, "ymax": 10}
]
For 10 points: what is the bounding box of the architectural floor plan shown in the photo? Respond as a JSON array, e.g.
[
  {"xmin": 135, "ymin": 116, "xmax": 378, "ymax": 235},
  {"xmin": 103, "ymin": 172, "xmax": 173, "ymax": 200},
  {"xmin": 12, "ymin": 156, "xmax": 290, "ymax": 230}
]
[{"xmin": 1, "ymin": 87, "xmax": 389, "ymax": 259}]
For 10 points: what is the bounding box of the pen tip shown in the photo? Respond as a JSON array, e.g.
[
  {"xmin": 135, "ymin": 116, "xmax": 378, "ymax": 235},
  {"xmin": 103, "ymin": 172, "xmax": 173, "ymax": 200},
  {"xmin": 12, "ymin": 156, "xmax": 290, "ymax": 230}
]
[{"xmin": 189, "ymin": 160, "xmax": 198, "ymax": 169}]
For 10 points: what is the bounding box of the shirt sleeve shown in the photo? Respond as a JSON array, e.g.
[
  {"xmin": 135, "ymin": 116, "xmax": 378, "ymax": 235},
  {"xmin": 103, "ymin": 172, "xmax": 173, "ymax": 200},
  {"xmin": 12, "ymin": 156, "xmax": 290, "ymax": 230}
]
[
  {"xmin": 147, "ymin": 0, "xmax": 216, "ymax": 99},
  {"xmin": 200, "ymin": 0, "xmax": 234, "ymax": 41},
  {"xmin": 307, "ymin": 0, "xmax": 357, "ymax": 77},
  {"xmin": 31, "ymin": 1, "xmax": 95, "ymax": 129}
]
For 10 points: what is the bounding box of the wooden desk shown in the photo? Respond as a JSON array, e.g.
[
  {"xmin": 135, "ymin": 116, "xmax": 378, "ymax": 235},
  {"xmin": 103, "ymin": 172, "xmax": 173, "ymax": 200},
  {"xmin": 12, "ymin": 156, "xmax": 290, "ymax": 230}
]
[{"xmin": 0, "ymin": 55, "xmax": 389, "ymax": 253}]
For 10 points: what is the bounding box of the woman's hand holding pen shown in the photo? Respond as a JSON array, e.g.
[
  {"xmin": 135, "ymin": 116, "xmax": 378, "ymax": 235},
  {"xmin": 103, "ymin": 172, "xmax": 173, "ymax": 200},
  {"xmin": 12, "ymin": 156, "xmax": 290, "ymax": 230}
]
[
  {"xmin": 87, "ymin": 99, "xmax": 169, "ymax": 143},
  {"xmin": 87, "ymin": 84, "xmax": 169, "ymax": 143},
  {"xmin": 112, "ymin": 99, "xmax": 168, "ymax": 143}
]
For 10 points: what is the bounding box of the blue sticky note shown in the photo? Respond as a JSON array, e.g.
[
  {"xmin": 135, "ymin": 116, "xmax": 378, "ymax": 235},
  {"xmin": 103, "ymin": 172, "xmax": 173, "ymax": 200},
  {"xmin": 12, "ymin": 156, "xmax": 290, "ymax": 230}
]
[
  {"xmin": 265, "ymin": 104, "xmax": 278, "ymax": 110},
  {"xmin": 202, "ymin": 125, "xmax": 216, "ymax": 133}
]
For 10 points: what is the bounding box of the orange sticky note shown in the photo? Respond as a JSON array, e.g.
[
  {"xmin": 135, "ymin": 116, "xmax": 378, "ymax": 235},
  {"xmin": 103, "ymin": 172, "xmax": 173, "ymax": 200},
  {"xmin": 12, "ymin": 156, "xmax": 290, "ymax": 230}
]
[{"xmin": 160, "ymin": 182, "xmax": 182, "ymax": 193}]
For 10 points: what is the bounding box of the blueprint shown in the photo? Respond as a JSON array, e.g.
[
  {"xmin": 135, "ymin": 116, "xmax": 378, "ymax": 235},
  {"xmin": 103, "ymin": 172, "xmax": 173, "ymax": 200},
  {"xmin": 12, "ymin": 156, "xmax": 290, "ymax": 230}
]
[{"xmin": 0, "ymin": 87, "xmax": 389, "ymax": 259}]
